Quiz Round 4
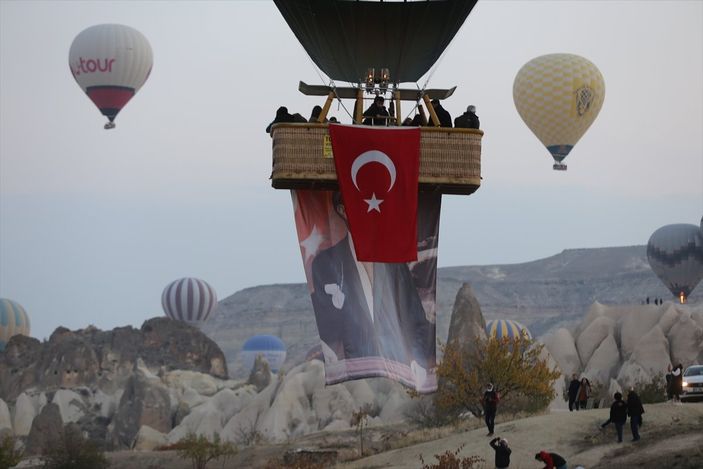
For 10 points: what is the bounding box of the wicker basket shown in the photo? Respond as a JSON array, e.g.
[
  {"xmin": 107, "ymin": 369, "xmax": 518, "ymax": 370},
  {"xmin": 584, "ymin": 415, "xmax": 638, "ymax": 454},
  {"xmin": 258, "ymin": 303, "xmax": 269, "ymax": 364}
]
[{"xmin": 271, "ymin": 124, "xmax": 482, "ymax": 195}]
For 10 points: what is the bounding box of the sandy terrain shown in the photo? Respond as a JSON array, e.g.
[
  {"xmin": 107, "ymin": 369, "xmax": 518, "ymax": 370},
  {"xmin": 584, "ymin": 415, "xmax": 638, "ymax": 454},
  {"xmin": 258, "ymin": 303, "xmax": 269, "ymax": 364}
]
[
  {"xmin": 13, "ymin": 402, "xmax": 703, "ymax": 468},
  {"xmin": 340, "ymin": 402, "xmax": 703, "ymax": 469}
]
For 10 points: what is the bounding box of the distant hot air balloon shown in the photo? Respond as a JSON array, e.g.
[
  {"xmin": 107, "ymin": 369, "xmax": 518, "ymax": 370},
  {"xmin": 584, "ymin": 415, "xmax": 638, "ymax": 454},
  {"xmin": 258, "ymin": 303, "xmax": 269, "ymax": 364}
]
[
  {"xmin": 69, "ymin": 24, "xmax": 153, "ymax": 129},
  {"xmin": 0, "ymin": 298, "xmax": 31, "ymax": 351},
  {"xmin": 486, "ymin": 319, "xmax": 532, "ymax": 341},
  {"xmin": 241, "ymin": 335, "xmax": 287, "ymax": 373},
  {"xmin": 513, "ymin": 53, "xmax": 605, "ymax": 171},
  {"xmin": 647, "ymin": 224, "xmax": 703, "ymax": 303},
  {"xmin": 161, "ymin": 278, "xmax": 217, "ymax": 324}
]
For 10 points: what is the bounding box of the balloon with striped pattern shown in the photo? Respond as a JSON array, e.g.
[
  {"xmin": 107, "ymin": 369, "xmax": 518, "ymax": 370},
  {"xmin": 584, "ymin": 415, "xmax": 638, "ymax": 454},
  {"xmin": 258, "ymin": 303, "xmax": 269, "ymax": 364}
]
[
  {"xmin": 485, "ymin": 319, "xmax": 532, "ymax": 341},
  {"xmin": 0, "ymin": 298, "xmax": 31, "ymax": 351},
  {"xmin": 161, "ymin": 278, "xmax": 217, "ymax": 324}
]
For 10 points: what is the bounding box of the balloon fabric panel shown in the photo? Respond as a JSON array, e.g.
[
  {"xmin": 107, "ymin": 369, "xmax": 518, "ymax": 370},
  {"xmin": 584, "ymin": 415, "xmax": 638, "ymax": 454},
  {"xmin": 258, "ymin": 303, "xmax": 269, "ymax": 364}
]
[
  {"xmin": 161, "ymin": 277, "xmax": 217, "ymax": 324},
  {"xmin": 69, "ymin": 24, "xmax": 153, "ymax": 125},
  {"xmin": 0, "ymin": 298, "xmax": 31, "ymax": 351},
  {"xmin": 292, "ymin": 190, "xmax": 440, "ymax": 393},
  {"xmin": 513, "ymin": 54, "xmax": 605, "ymax": 165},
  {"xmin": 647, "ymin": 224, "xmax": 703, "ymax": 299}
]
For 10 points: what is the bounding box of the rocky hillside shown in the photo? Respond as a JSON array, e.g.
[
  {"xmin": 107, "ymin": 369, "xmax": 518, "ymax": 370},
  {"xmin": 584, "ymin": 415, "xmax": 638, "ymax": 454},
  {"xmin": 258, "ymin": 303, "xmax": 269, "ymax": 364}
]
[
  {"xmin": 202, "ymin": 245, "xmax": 702, "ymax": 377},
  {"xmin": 0, "ymin": 286, "xmax": 489, "ymax": 454},
  {"xmin": 0, "ymin": 318, "xmax": 227, "ymax": 402}
]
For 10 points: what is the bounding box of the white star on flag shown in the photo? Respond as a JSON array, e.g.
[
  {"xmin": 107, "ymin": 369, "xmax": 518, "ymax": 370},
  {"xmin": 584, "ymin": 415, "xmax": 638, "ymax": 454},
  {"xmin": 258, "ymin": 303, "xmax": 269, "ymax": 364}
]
[
  {"xmin": 364, "ymin": 193, "xmax": 384, "ymax": 213},
  {"xmin": 300, "ymin": 224, "xmax": 325, "ymax": 261}
]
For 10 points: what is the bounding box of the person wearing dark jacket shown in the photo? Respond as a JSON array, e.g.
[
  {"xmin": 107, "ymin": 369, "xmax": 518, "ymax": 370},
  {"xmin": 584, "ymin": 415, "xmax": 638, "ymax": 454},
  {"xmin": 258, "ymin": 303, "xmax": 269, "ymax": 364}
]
[
  {"xmin": 601, "ymin": 392, "xmax": 628, "ymax": 442},
  {"xmin": 454, "ymin": 105, "xmax": 480, "ymax": 129},
  {"xmin": 567, "ymin": 374, "xmax": 580, "ymax": 411},
  {"xmin": 428, "ymin": 98, "xmax": 452, "ymax": 127},
  {"xmin": 482, "ymin": 383, "xmax": 500, "ymax": 436},
  {"xmin": 489, "ymin": 437, "xmax": 511, "ymax": 469},
  {"xmin": 535, "ymin": 451, "xmax": 567, "ymax": 469},
  {"xmin": 627, "ymin": 388, "xmax": 645, "ymax": 441},
  {"xmin": 672, "ymin": 363, "xmax": 683, "ymax": 401},
  {"xmin": 363, "ymin": 96, "xmax": 390, "ymax": 126},
  {"xmin": 308, "ymin": 105, "xmax": 327, "ymax": 123},
  {"xmin": 576, "ymin": 377, "xmax": 591, "ymax": 410},
  {"xmin": 266, "ymin": 106, "xmax": 306, "ymax": 133}
]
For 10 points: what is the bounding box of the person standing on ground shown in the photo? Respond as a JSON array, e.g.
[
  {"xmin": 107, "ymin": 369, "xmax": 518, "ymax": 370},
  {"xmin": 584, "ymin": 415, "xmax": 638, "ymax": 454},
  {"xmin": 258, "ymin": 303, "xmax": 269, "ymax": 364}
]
[
  {"xmin": 482, "ymin": 383, "xmax": 500, "ymax": 436},
  {"xmin": 535, "ymin": 451, "xmax": 567, "ymax": 469},
  {"xmin": 626, "ymin": 387, "xmax": 644, "ymax": 441},
  {"xmin": 665, "ymin": 364, "xmax": 674, "ymax": 401},
  {"xmin": 601, "ymin": 391, "xmax": 628, "ymax": 442},
  {"xmin": 672, "ymin": 364, "xmax": 683, "ymax": 402},
  {"xmin": 568, "ymin": 374, "xmax": 580, "ymax": 411},
  {"xmin": 577, "ymin": 377, "xmax": 591, "ymax": 410},
  {"xmin": 489, "ymin": 437, "xmax": 511, "ymax": 469}
]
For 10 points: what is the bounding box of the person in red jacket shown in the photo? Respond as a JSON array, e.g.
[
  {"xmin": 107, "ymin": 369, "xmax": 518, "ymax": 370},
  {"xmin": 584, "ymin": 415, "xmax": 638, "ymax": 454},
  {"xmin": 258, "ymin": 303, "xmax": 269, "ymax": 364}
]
[{"xmin": 535, "ymin": 451, "xmax": 567, "ymax": 469}]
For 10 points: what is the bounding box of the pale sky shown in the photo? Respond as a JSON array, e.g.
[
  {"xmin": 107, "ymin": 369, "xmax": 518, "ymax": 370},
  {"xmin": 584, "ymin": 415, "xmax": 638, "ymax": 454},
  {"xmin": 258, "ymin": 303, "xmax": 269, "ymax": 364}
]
[{"xmin": 1, "ymin": 1, "xmax": 702, "ymax": 341}]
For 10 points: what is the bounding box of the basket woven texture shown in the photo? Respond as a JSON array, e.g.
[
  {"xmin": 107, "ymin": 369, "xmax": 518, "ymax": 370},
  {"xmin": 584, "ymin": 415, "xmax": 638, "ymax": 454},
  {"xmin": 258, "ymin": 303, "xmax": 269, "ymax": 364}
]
[{"xmin": 271, "ymin": 124, "xmax": 482, "ymax": 194}]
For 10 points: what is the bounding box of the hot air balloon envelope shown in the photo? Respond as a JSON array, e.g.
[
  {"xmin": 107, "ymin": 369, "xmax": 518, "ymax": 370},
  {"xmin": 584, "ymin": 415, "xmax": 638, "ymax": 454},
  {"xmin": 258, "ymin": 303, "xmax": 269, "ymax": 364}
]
[
  {"xmin": 162, "ymin": 278, "xmax": 217, "ymax": 324},
  {"xmin": 486, "ymin": 319, "xmax": 532, "ymax": 341},
  {"xmin": 69, "ymin": 24, "xmax": 153, "ymax": 128},
  {"xmin": 647, "ymin": 224, "xmax": 703, "ymax": 302},
  {"xmin": 513, "ymin": 53, "xmax": 605, "ymax": 170},
  {"xmin": 273, "ymin": 0, "xmax": 477, "ymax": 84},
  {"xmin": 0, "ymin": 298, "xmax": 31, "ymax": 351},
  {"xmin": 241, "ymin": 335, "xmax": 287, "ymax": 373}
]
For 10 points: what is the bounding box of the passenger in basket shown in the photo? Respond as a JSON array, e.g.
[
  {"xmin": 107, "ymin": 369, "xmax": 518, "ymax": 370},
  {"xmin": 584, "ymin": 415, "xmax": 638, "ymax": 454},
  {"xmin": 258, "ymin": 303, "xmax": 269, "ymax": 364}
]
[
  {"xmin": 266, "ymin": 106, "xmax": 306, "ymax": 133},
  {"xmin": 427, "ymin": 98, "xmax": 452, "ymax": 127},
  {"xmin": 309, "ymin": 105, "xmax": 328, "ymax": 123},
  {"xmin": 454, "ymin": 104, "xmax": 480, "ymax": 129},
  {"xmin": 363, "ymin": 96, "xmax": 390, "ymax": 126}
]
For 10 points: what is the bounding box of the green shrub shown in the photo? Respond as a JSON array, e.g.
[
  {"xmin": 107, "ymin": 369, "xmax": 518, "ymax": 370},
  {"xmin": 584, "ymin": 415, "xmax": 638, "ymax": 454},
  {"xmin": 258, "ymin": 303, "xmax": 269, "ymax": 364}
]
[
  {"xmin": 0, "ymin": 434, "xmax": 24, "ymax": 469},
  {"xmin": 634, "ymin": 375, "xmax": 668, "ymax": 404},
  {"xmin": 174, "ymin": 433, "xmax": 237, "ymax": 469},
  {"xmin": 419, "ymin": 444, "xmax": 485, "ymax": 469},
  {"xmin": 41, "ymin": 424, "xmax": 109, "ymax": 469}
]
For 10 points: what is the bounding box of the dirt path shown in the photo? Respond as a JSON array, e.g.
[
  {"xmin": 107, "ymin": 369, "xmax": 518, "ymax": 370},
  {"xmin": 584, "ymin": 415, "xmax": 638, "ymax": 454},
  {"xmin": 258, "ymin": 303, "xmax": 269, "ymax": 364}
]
[
  {"xmin": 15, "ymin": 402, "xmax": 702, "ymax": 468},
  {"xmin": 338, "ymin": 402, "xmax": 703, "ymax": 469}
]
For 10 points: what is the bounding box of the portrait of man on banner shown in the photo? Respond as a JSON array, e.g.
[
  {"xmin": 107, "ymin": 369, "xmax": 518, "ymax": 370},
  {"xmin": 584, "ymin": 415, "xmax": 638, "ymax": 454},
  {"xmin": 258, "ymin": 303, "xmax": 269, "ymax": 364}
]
[{"xmin": 292, "ymin": 189, "xmax": 440, "ymax": 393}]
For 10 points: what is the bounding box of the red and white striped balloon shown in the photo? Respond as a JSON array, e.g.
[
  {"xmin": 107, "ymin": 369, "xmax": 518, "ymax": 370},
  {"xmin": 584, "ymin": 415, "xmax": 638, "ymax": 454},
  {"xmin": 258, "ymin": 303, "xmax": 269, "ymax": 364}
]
[
  {"xmin": 161, "ymin": 278, "xmax": 217, "ymax": 324},
  {"xmin": 69, "ymin": 24, "xmax": 153, "ymax": 129}
]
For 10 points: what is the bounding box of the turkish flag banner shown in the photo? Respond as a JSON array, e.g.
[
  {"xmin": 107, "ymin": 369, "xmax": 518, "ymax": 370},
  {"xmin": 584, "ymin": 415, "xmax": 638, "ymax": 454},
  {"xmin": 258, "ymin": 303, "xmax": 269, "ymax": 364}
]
[{"xmin": 328, "ymin": 124, "xmax": 420, "ymax": 262}]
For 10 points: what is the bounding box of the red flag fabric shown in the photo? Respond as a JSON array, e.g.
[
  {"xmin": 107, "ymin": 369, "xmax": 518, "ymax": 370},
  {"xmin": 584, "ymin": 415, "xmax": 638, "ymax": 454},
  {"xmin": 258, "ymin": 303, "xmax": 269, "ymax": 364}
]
[{"xmin": 328, "ymin": 124, "xmax": 420, "ymax": 262}]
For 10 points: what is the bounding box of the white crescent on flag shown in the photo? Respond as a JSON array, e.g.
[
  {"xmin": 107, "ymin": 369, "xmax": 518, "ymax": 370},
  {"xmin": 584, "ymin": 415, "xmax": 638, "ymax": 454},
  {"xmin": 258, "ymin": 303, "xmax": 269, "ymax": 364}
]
[{"xmin": 351, "ymin": 150, "xmax": 397, "ymax": 192}]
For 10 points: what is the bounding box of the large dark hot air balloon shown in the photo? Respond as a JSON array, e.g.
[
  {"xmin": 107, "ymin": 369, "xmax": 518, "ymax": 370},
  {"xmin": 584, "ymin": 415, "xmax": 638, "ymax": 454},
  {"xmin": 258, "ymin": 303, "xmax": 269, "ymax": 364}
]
[
  {"xmin": 270, "ymin": 0, "xmax": 483, "ymax": 194},
  {"xmin": 161, "ymin": 277, "xmax": 217, "ymax": 324},
  {"xmin": 271, "ymin": 0, "xmax": 481, "ymax": 394},
  {"xmin": 274, "ymin": 0, "xmax": 477, "ymax": 85},
  {"xmin": 647, "ymin": 224, "xmax": 703, "ymax": 303}
]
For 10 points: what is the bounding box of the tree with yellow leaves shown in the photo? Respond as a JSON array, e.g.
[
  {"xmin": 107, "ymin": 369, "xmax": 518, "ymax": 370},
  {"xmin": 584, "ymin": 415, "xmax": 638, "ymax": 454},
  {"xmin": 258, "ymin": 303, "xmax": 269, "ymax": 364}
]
[{"xmin": 435, "ymin": 335, "xmax": 561, "ymax": 419}]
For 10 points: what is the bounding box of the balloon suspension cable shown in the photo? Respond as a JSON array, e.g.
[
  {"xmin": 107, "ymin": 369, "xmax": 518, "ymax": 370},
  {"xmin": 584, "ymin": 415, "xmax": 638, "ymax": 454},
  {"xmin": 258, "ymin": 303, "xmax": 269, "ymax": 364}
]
[
  {"xmin": 330, "ymin": 82, "xmax": 355, "ymax": 122},
  {"xmin": 304, "ymin": 53, "xmax": 354, "ymax": 122}
]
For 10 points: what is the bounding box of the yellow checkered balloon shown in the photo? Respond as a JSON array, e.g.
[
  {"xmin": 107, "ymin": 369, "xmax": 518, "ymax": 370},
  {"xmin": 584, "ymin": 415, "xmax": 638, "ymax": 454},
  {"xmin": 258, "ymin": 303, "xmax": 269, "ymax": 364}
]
[{"xmin": 513, "ymin": 53, "xmax": 605, "ymax": 170}]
